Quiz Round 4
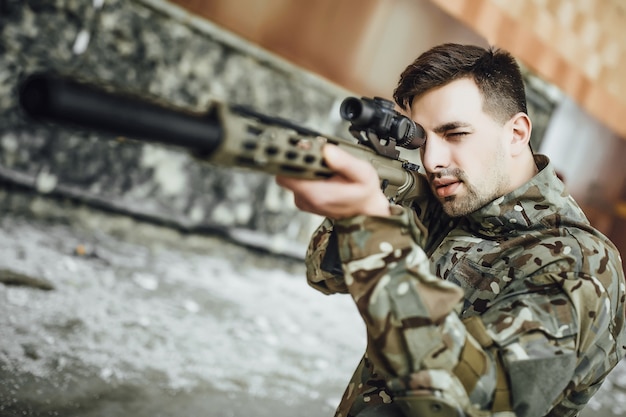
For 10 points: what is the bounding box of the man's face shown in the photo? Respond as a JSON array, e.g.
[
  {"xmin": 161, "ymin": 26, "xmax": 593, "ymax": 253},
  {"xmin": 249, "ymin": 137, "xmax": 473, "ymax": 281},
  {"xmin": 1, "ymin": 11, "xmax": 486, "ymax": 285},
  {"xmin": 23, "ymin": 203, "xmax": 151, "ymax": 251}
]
[{"xmin": 410, "ymin": 78, "xmax": 512, "ymax": 217}]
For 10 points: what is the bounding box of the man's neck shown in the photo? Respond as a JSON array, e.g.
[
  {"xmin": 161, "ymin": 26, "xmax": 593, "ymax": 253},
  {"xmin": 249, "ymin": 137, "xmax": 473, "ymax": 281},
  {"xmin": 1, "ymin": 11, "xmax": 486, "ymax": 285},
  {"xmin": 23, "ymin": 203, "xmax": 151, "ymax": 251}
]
[{"xmin": 508, "ymin": 151, "xmax": 539, "ymax": 192}]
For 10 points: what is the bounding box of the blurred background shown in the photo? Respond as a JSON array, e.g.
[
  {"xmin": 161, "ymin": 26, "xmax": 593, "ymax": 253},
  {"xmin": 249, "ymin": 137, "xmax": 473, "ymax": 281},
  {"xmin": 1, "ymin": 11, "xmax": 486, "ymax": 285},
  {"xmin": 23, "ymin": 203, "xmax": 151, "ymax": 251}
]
[
  {"xmin": 173, "ymin": 0, "xmax": 626, "ymax": 253},
  {"xmin": 1, "ymin": 0, "xmax": 625, "ymax": 416}
]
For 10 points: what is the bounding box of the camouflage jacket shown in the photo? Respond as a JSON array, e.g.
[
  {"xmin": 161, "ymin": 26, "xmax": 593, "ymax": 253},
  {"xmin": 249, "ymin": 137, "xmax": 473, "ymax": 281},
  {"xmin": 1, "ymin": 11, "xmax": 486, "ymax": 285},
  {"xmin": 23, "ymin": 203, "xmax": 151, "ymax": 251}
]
[{"xmin": 305, "ymin": 155, "xmax": 626, "ymax": 417}]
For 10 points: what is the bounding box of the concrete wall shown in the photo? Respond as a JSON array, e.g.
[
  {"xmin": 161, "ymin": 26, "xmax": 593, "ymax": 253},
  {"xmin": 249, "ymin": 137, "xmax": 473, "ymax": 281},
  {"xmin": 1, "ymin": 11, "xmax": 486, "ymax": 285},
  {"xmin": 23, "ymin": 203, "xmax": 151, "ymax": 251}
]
[{"xmin": 0, "ymin": 0, "xmax": 358, "ymax": 258}]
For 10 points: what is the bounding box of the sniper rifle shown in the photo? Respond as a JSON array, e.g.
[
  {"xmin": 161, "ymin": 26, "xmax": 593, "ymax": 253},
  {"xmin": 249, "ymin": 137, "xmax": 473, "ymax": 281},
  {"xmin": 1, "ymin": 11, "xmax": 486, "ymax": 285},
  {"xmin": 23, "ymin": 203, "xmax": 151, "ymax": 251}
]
[{"xmin": 18, "ymin": 73, "xmax": 426, "ymax": 205}]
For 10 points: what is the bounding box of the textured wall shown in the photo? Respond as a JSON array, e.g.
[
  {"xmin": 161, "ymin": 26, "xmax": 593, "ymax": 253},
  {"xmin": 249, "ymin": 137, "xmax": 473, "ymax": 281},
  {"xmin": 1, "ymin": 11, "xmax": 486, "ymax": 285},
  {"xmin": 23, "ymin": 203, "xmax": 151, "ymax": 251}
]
[{"xmin": 0, "ymin": 0, "xmax": 357, "ymax": 257}]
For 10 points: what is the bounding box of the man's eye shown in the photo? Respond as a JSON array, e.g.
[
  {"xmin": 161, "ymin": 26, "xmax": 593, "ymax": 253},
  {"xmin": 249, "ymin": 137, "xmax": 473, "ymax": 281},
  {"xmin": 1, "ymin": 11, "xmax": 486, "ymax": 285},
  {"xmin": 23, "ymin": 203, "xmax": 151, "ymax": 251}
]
[{"xmin": 447, "ymin": 132, "xmax": 468, "ymax": 138}]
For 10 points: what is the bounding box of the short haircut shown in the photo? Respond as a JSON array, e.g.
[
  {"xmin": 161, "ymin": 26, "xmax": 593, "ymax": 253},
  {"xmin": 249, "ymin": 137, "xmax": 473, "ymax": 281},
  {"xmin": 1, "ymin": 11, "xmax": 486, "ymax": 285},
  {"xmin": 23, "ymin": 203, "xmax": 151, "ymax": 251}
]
[{"xmin": 393, "ymin": 43, "xmax": 528, "ymax": 124}]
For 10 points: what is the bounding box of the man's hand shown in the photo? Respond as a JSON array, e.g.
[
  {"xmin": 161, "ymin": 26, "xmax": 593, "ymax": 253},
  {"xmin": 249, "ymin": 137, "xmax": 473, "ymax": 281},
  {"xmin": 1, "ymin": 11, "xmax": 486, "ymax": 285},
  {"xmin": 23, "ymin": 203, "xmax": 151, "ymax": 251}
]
[{"xmin": 276, "ymin": 144, "xmax": 391, "ymax": 219}]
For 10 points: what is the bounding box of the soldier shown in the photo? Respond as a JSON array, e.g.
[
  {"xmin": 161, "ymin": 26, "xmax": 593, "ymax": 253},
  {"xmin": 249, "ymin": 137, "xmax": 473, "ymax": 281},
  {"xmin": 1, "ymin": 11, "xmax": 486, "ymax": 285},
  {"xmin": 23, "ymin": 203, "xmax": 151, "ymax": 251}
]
[{"xmin": 276, "ymin": 43, "xmax": 626, "ymax": 417}]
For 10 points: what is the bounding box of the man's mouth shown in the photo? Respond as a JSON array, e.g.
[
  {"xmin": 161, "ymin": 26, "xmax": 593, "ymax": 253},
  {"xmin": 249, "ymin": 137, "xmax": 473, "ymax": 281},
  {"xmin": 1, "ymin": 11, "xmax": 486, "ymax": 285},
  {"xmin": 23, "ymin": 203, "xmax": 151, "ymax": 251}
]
[{"xmin": 432, "ymin": 178, "xmax": 462, "ymax": 198}]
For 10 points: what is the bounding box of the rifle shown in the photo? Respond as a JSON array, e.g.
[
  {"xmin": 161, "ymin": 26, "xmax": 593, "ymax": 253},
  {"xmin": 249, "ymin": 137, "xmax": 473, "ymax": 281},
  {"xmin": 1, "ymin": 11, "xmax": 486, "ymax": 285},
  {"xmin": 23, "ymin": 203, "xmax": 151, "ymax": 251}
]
[{"xmin": 18, "ymin": 73, "xmax": 426, "ymax": 205}]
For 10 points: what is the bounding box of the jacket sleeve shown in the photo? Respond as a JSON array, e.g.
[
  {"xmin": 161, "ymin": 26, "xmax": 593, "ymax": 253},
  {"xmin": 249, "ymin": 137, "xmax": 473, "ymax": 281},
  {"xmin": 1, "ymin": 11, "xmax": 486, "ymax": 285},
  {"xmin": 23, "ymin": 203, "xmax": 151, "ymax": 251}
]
[
  {"xmin": 304, "ymin": 173, "xmax": 435, "ymax": 297},
  {"xmin": 304, "ymin": 217, "xmax": 350, "ymax": 295},
  {"xmin": 331, "ymin": 204, "xmax": 626, "ymax": 417}
]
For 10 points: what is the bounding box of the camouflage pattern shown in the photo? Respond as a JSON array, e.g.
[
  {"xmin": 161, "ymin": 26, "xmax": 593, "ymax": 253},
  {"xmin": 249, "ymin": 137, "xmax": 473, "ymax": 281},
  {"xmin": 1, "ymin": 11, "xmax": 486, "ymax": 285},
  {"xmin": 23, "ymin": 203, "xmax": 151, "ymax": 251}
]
[{"xmin": 305, "ymin": 155, "xmax": 626, "ymax": 417}]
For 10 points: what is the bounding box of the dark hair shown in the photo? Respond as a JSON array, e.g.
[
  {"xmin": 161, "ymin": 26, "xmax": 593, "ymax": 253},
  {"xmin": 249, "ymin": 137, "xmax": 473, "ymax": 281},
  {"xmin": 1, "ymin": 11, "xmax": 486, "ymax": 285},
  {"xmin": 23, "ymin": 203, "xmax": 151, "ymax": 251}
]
[{"xmin": 393, "ymin": 43, "xmax": 527, "ymax": 123}]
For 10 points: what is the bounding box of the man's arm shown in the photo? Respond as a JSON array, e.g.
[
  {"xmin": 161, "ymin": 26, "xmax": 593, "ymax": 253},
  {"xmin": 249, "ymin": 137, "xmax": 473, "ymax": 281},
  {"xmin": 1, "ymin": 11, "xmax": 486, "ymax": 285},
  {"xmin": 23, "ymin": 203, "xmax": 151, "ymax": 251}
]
[
  {"xmin": 333, "ymin": 208, "xmax": 624, "ymax": 417},
  {"xmin": 280, "ymin": 144, "xmax": 429, "ymax": 296}
]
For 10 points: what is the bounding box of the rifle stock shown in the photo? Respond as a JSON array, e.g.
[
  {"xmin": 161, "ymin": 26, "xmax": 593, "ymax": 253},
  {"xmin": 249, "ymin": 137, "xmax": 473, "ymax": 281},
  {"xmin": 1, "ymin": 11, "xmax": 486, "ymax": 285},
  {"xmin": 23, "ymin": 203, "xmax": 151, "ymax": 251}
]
[{"xmin": 18, "ymin": 73, "xmax": 424, "ymax": 205}]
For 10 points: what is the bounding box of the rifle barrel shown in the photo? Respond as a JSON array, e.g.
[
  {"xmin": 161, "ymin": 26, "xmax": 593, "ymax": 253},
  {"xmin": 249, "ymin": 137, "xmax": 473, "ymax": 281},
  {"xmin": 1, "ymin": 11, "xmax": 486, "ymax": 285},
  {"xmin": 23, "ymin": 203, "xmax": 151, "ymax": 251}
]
[{"xmin": 18, "ymin": 73, "xmax": 223, "ymax": 154}]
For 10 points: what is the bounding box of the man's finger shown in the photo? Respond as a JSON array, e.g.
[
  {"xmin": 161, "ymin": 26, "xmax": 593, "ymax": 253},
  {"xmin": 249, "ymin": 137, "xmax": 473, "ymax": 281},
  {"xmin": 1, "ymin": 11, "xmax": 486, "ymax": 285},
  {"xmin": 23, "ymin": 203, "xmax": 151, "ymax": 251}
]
[{"xmin": 322, "ymin": 144, "xmax": 375, "ymax": 182}]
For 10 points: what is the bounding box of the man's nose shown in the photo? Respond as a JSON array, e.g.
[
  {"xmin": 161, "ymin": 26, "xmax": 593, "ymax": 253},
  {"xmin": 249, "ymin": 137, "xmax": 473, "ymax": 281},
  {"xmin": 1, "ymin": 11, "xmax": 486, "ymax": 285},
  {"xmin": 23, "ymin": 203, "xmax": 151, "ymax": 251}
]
[{"xmin": 421, "ymin": 135, "xmax": 450, "ymax": 173}]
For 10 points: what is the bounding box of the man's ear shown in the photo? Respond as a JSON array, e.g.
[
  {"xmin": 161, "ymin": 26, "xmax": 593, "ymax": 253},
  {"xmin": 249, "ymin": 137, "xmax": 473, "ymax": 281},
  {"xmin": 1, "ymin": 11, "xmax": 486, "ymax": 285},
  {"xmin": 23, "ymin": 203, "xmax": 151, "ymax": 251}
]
[{"xmin": 509, "ymin": 112, "xmax": 532, "ymax": 156}]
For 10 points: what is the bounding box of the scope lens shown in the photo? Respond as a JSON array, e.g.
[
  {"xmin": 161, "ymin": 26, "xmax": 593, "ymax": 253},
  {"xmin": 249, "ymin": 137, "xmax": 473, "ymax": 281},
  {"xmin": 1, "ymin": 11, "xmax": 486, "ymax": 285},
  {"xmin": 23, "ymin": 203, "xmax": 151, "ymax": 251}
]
[{"xmin": 339, "ymin": 97, "xmax": 363, "ymax": 121}]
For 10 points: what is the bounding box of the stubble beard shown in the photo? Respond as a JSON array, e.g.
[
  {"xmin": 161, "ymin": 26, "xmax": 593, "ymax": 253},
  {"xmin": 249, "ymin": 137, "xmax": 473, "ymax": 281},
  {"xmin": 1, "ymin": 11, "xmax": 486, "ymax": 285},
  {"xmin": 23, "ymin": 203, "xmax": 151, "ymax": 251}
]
[
  {"xmin": 435, "ymin": 159, "xmax": 509, "ymax": 218},
  {"xmin": 440, "ymin": 179, "xmax": 496, "ymax": 217}
]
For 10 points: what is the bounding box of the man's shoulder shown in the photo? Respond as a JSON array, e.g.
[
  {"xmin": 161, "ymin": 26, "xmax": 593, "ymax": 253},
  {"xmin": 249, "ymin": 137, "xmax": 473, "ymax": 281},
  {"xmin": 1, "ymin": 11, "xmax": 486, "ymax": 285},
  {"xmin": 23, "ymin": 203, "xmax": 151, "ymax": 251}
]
[{"xmin": 516, "ymin": 221, "xmax": 621, "ymax": 273}]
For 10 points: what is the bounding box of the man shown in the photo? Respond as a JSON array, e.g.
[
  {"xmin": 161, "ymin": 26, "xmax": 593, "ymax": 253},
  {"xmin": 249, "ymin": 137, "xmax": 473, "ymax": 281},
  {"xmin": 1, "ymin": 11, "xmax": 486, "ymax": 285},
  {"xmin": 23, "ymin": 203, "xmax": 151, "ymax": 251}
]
[{"xmin": 277, "ymin": 43, "xmax": 626, "ymax": 417}]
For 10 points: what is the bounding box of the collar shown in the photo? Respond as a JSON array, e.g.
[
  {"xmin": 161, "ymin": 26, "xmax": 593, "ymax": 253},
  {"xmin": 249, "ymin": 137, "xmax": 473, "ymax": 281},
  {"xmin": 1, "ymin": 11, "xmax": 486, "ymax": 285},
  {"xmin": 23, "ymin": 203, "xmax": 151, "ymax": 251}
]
[{"xmin": 462, "ymin": 154, "xmax": 571, "ymax": 237}]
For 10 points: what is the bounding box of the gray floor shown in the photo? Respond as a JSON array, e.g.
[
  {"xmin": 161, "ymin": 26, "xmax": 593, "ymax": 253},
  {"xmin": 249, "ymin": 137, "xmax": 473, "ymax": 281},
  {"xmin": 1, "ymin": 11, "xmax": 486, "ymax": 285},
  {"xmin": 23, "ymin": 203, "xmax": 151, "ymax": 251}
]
[{"xmin": 0, "ymin": 196, "xmax": 625, "ymax": 417}]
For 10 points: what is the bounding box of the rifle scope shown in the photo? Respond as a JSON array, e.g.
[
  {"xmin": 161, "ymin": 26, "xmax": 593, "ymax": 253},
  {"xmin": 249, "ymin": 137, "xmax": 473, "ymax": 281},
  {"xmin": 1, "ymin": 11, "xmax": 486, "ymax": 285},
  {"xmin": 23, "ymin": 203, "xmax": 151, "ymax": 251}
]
[{"xmin": 339, "ymin": 96, "xmax": 425, "ymax": 150}]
